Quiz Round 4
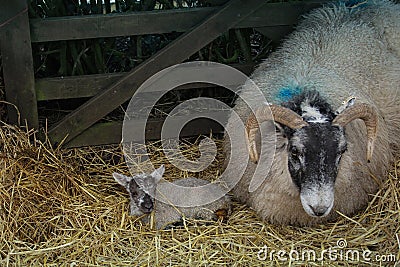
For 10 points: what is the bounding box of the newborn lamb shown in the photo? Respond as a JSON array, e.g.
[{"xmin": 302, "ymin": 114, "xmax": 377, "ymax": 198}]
[{"xmin": 113, "ymin": 165, "xmax": 231, "ymax": 229}]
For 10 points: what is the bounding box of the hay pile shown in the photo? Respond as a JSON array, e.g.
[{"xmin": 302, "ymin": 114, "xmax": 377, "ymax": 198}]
[{"xmin": 0, "ymin": 123, "xmax": 399, "ymax": 266}]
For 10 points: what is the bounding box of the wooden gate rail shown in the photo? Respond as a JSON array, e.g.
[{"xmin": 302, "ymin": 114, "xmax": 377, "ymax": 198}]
[
  {"xmin": 29, "ymin": 1, "xmax": 328, "ymax": 43},
  {"xmin": 67, "ymin": 115, "xmax": 226, "ymax": 148},
  {"xmin": 35, "ymin": 63, "xmax": 255, "ymax": 101}
]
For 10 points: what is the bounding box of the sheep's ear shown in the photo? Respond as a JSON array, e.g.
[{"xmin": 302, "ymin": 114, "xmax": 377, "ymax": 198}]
[
  {"xmin": 151, "ymin": 165, "xmax": 165, "ymax": 183},
  {"xmin": 113, "ymin": 172, "xmax": 131, "ymax": 189}
]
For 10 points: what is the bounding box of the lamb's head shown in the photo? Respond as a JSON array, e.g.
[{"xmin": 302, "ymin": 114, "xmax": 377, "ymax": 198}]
[
  {"xmin": 113, "ymin": 165, "xmax": 165, "ymax": 215},
  {"xmin": 245, "ymin": 91, "xmax": 378, "ymax": 218}
]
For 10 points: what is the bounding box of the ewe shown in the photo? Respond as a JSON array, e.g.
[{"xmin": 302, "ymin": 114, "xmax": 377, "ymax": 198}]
[{"xmin": 224, "ymin": 0, "xmax": 400, "ymax": 225}]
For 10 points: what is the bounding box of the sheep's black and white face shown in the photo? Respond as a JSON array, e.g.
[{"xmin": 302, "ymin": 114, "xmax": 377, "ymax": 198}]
[{"xmin": 287, "ymin": 123, "xmax": 347, "ymax": 217}]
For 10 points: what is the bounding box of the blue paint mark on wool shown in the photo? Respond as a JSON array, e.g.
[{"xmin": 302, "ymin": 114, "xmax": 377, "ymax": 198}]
[{"xmin": 275, "ymin": 86, "xmax": 302, "ymax": 102}]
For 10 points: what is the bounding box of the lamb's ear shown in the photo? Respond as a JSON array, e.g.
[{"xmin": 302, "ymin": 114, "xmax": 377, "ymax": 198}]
[
  {"xmin": 112, "ymin": 172, "xmax": 131, "ymax": 189},
  {"xmin": 151, "ymin": 165, "xmax": 165, "ymax": 183}
]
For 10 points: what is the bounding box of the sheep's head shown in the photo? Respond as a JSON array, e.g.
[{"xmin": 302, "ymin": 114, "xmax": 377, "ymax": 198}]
[
  {"xmin": 113, "ymin": 165, "xmax": 165, "ymax": 215},
  {"xmin": 245, "ymin": 94, "xmax": 377, "ymax": 218},
  {"xmin": 287, "ymin": 123, "xmax": 347, "ymax": 217}
]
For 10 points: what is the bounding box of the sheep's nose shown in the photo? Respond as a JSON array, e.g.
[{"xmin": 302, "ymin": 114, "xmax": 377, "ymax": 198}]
[
  {"xmin": 300, "ymin": 185, "xmax": 334, "ymax": 218},
  {"xmin": 309, "ymin": 205, "xmax": 329, "ymax": 217}
]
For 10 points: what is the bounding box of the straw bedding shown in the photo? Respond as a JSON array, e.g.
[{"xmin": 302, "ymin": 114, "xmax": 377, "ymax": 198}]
[{"xmin": 0, "ymin": 123, "xmax": 399, "ymax": 266}]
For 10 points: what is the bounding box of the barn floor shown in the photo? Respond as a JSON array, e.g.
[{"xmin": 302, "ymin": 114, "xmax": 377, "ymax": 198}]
[{"xmin": 0, "ymin": 123, "xmax": 399, "ymax": 266}]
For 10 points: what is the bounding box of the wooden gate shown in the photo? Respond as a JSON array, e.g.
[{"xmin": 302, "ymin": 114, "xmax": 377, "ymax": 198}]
[{"xmin": 0, "ymin": 0, "xmax": 329, "ymax": 147}]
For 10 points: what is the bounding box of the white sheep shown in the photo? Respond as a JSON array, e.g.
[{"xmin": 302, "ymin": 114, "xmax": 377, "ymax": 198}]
[
  {"xmin": 113, "ymin": 165, "xmax": 232, "ymax": 229},
  {"xmin": 223, "ymin": 0, "xmax": 400, "ymax": 226}
]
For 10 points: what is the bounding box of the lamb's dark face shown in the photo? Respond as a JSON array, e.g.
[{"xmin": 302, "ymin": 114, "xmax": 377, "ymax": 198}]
[
  {"xmin": 113, "ymin": 165, "xmax": 165, "ymax": 216},
  {"xmin": 287, "ymin": 123, "xmax": 347, "ymax": 217},
  {"xmin": 129, "ymin": 175, "xmax": 157, "ymax": 214}
]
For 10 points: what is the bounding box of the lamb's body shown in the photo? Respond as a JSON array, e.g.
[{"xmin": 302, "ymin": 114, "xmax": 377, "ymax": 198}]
[
  {"xmin": 154, "ymin": 178, "xmax": 231, "ymax": 230},
  {"xmin": 113, "ymin": 168, "xmax": 231, "ymax": 230},
  {"xmin": 224, "ymin": 0, "xmax": 400, "ymax": 225}
]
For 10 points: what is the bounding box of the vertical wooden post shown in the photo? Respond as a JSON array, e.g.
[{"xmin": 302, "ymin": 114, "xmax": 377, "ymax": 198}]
[{"xmin": 0, "ymin": 0, "xmax": 39, "ymax": 129}]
